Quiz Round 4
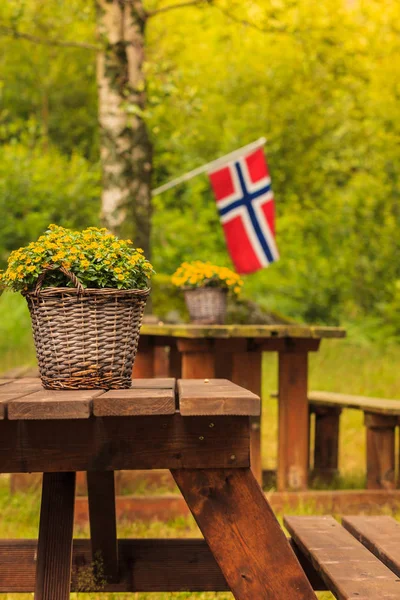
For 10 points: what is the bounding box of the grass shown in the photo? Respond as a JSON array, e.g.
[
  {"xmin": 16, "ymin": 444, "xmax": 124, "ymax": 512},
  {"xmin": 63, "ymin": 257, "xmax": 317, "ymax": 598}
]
[
  {"xmin": 0, "ymin": 292, "xmax": 35, "ymax": 373},
  {"xmin": 1, "ymin": 295, "xmax": 400, "ymax": 597}
]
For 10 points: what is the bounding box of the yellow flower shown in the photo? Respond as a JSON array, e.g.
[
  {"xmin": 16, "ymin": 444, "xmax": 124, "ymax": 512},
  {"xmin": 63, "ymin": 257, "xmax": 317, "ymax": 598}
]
[
  {"xmin": 117, "ymin": 274, "xmax": 124, "ymax": 281},
  {"xmin": 80, "ymin": 260, "xmax": 90, "ymax": 268}
]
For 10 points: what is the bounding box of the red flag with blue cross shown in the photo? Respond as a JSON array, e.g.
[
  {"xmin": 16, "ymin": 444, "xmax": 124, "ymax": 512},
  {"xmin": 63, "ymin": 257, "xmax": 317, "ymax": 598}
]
[{"xmin": 208, "ymin": 147, "xmax": 279, "ymax": 274}]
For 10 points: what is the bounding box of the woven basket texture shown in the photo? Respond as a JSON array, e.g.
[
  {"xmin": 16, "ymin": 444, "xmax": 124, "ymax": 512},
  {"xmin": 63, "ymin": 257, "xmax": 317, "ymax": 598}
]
[
  {"xmin": 184, "ymin": 288, "xmax": 227, "ymax": 325},
  {"xmin": 24, "ymin": 266, "xmax": 149, "ymax": 390}
]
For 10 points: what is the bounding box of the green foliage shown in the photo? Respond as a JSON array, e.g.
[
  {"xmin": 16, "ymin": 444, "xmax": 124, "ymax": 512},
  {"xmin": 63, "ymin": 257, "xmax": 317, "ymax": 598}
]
[
  {"xmin": 146, "ymin": 0, "xmax": 400, "ymax": 333},
  {"xmin": 0, "ymin": 142, "xmax": 101, "ymax": 267},
  {"xmin": 0, "ymin": 291, "xmax": 35, "ymax": 373},
  {"xmin": 1, "ymin": 0, "xmax": 400, "ymax": 337},
  {"xmin": 0, "ymin": 0, "xmax": 98, "ymax": 158}
]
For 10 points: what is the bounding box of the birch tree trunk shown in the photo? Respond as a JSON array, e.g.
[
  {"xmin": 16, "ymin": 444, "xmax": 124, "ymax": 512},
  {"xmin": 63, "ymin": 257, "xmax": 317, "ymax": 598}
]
[{"xmin": 97, "ymin": 0, "xmax": 152, "ymax": 257}]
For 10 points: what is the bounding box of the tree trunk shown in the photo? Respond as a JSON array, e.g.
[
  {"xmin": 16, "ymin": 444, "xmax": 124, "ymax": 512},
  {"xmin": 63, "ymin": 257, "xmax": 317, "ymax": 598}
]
[{"xmin": 96, "ymin": 0, "xmax": 152, "ymax": 258}]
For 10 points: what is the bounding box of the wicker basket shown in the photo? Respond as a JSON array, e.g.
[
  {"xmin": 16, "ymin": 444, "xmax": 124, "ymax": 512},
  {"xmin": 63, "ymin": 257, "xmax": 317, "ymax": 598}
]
[
  {"xmin": 24, "ymin": 266, "xmax": 150, "ymax": 390},
  {"xmin": 184, "ymin": 288, "xmax": 227, "ymax": 325}
]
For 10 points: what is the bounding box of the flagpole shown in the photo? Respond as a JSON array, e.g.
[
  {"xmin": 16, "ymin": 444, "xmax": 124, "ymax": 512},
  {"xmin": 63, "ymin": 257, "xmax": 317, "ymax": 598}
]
[{"xmin": 151, "ymin": 137, "xmax": 267, "ymax": 197}]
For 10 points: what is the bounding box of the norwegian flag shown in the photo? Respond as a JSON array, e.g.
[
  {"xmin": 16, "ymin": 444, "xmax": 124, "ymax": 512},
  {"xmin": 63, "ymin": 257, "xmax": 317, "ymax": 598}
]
[{"xmin": 208, "ymin": 148, "xmax": 279, "ymax": 274}]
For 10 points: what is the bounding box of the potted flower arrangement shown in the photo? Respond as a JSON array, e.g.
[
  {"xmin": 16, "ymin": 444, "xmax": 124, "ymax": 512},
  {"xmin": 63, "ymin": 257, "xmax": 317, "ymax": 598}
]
[
  {"xmin": 171, "ymin": 260, "xmax": 243, "ymax": 324},
  {"xmin": 0, "ymin": 225, "xmax": 153, "ymax": 390}
]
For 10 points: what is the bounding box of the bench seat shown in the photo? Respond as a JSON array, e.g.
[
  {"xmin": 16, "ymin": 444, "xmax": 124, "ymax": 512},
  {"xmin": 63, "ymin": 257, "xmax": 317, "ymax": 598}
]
[{"xmin": 285, "ymin": 515, "xmax": 400, "ymax": 599}]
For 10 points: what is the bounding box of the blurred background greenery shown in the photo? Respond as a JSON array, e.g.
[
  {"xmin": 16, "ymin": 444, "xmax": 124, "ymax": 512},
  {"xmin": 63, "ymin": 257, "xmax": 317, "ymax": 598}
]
[{"xmin": 1, "ymin": 0, "xmax": 400, "ymax": 338}]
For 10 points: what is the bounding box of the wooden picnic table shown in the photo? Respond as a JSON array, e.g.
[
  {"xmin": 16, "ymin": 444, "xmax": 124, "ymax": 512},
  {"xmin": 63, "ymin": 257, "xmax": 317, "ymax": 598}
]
[
  {"xmin": 133, "ymin": 323, "xmax": 346, "ymax": 490},
  {"xmin": 0, "ymin": 376, "xmax": 316, "ymax": 599}
]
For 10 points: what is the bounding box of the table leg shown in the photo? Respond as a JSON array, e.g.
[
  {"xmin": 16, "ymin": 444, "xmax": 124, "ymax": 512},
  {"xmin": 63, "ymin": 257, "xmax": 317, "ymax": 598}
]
[
  {"xmin": 168, "ymin": 342, "xmax": 182, "ymax": 379},
  {"xmin": 278, "ymin": 350, "xmax": 309, "ymax": 491},
  {"xmin": 132, "ymin": 336, "xmax": 155, "ymax": 378},
  {"xmin": 231, "ymin": 352, "xmax": 263, "ymax": 485},
  {"xmin": 172, "ymin": 468, "xmax": 316, "ymax": 599},
  {"xmin": 87, "ymin": 471, "xmax": 119, "ymax": 582},
  {"xmin": 35, "ymin": 472, "xmax": 76, "ymax": 600},
  {"xmin": 178, "ymin": 339, "xmax": 216, "ymax": 378}
]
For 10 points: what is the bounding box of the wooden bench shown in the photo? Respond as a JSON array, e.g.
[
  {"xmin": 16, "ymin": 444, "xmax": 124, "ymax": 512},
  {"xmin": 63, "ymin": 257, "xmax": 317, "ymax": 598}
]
[
  {"xmin": 273, "ymin": 390, "xmax": 400, "ymax": 489},
  {"xmin": 0, "ymin": 377, "xmax": 317, "ymax": 599},
  {"xmin": 285, "ymin": 514, "xmax": 400, "ymax": 598},
  {"xmin": 309, "ymin": 391, "xmax": 400, "ymax": 489}
]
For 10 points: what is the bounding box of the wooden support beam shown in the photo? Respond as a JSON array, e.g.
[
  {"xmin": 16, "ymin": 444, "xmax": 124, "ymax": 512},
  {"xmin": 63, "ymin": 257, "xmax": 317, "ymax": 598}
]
[
  {"xmin": 35, "ymin": 472, "xmax": 76, "ymax": 600},
  {"xmin": 278, "ymin": 350, "xmax": 309, "ymax": 491},
  {"xmin": 365, "ymin": 412, "xmax": 396, "ymax": 490},
  {"xmin": 173, "ymin": 468, "xmax": 316, "ymax": 599},
  {"xmin": 311, "ymin": 406, "xmax": 341, "ymax": 484},
  {"xmin": 132, "ymin": 337, "xmax": 155, "ymax": 378},
  {"xmin": 0, "ymin": 415, "xmax": 250, "ymax": 472},
  {"xmin": 87, "ymin": 471, "xmax": 119, "ymax": 582},
  {"xmin": 231, "ymin": 352, "xmax": 263, "ymax": 485}
]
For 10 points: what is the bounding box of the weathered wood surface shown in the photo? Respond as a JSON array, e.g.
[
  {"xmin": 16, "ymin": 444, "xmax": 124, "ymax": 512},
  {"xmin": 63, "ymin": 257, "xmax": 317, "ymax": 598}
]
[
  {"xmin": 365, "ymin": 413, "xmax": 396, "ymax": 490},
  {"xmin": 231, "ymin": 352, "xmax": 263, "ymax": 484},
  {"xmin": 0, "ymin": 537, "xmax": 333, "ymax": 593},
  {"xmin": 0, "ymin": 415, "xmax": 250, "ymax": 472},
  {"xmin": 178, "ymin": 379, "xmax": 260, "ymax": 416},
  {"xmin": 8, "ymin": 389, "xmax": 103, "ymax": 420},
  {"xmin": 35, "ymin": 472, "xmax": 76, "ymax": 600},
  {"xmin": 285, "ymin": 515, "xmax": 400, "ymax": 599},
  {"xmin": 87, "ymin": 471, "xmax": 119, "ymax": 582},
  {"xmin": 130, "ymin": 378, "xmax": 175, "ymax": 389},
  {"xmin": 312, "ymin": 406, "xmax": 341, "ymax": 483},
  {"xmin": 173, "ymin": 468, "xmax": 316, "ymax": 600},
  {"xmin": 278, "ymin": 351, "xmax": 309, "ymax": 491},
  {"xmin": 0, "ymin": 377, "xmax": 257, "ymax": 420},
  {"xmin": 141, "ymin": 323, "xmax": 346, "ymax": 339},
  {"xmin": 343, "ymin": 516, "xmax": 400, "ymax": 577},
  {"xmin": 0, "ymin": 539, "xmax": 230, "ymax": 593},
  {"xmin": 309, "ymin": 390, "xmax": 400, "ymax": 415},
  {"xmin": 94, "ymin": 388, "xmax": 175, "ymax": 416}
]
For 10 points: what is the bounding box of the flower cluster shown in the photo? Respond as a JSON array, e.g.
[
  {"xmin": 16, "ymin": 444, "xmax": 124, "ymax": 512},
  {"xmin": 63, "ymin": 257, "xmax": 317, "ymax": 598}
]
[
  {"xmin": 171, "ymin": 261, "xmax": 243, "ymax": 295},
  {"xmin": 0, "ymin": 225, "xmax": 154, "ymax": 292}
]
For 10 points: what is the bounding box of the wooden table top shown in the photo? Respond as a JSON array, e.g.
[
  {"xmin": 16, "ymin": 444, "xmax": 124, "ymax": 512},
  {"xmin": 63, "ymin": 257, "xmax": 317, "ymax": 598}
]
[
  {"xmin": 140, "ymin": 323, "xmax": 346, "ymax": 340},
  {"xmin": 0, "ymin": 377, "xmax": 260, "ymax": 420}
]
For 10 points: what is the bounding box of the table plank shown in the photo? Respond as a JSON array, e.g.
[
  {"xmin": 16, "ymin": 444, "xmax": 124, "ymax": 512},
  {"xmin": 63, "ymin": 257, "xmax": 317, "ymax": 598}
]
[
  {"xmin": 131, "ymin": 378, "xmax": 175, "ymax": 389},
  {"xmin": 0, "ymin": 393, "xmax": 37, "ymax": 420},
  {"xmin": 141, "ymin": 324, "xmax": 346, "ymax": 339},
  {"xmin": 0, "ymin": 380, "xmax": 43, "ymax": 420},
  {"xmin": 343, "ymin": 516, "xmax": 400, "ymax": 577},
  {"xmin": 309, "ymin": 391, "xmax": 400, "ymax": 416},
  {"xmin": 284, "ymin": 515, "xmax": 400, "ymax": 599},
  {"xmin": 0, "ymin": 379, "xmax": 12, "ymax": 386},
  {"xmin": 0, "ymin": 414, "xmax": 250, "ymax": 472},
  {"xmin": 0, "ymin": 379, "xmax": 42, "ymax": 394},
  {"xmin": 8, "ymin": 389, "xmax": 104, "ymax": 420},
  {"xmin": 94, "ymin": 388, "xmax": 175, "ymax": 416},
  {"xmin": 178, "ymin": 379, "xmax": 260, "ymax": 416}
]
